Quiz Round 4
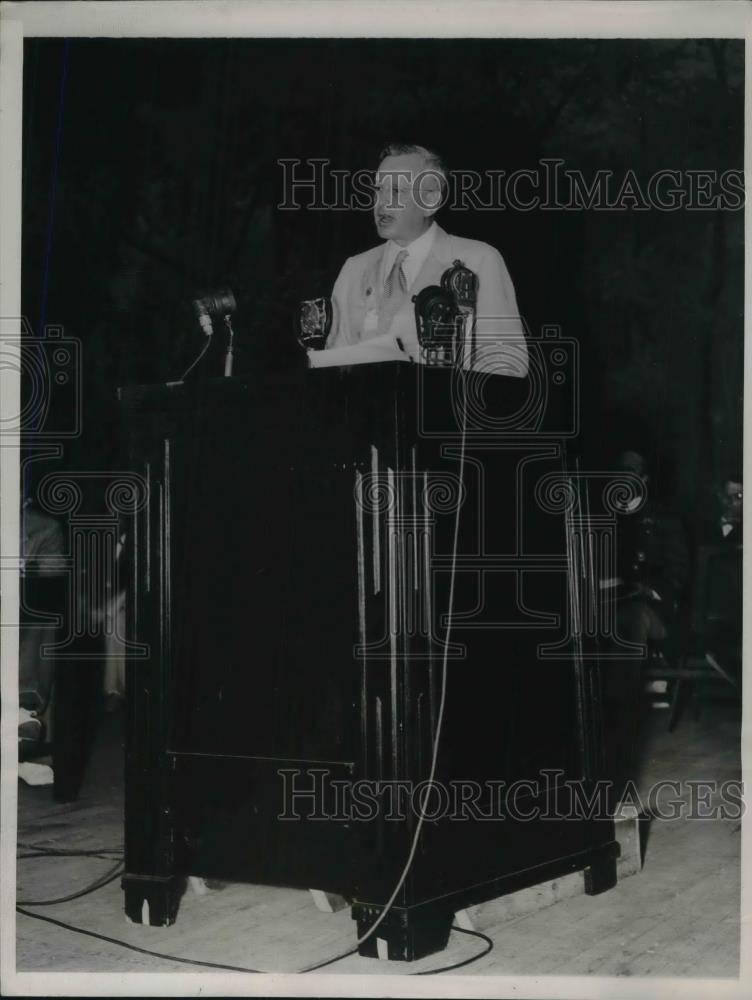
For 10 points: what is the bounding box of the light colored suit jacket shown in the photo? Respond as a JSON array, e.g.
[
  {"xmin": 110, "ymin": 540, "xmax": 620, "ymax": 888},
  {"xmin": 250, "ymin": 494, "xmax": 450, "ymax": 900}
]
[{"xmin": 324, "ymin": 224, "xmax": 528, "ymax": 376}]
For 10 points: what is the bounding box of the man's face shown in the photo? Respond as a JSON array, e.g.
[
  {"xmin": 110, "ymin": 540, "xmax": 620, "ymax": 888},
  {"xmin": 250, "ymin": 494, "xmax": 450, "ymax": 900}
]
[
  {"xmin": 720, "ymin": 480, "xmax": 743, "ymax": 523},
  {"xmin": 617, "ymin": 451, "xmax": 647, "ymax": 483},
  {"xmin": 373, "ymin": 153, "xmax": 438, "ymax": 246}
]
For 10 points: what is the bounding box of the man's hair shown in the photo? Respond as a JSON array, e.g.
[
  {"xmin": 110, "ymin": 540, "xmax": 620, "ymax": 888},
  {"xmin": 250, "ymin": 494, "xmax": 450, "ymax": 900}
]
[
  {"xmin": 617, "ymin": 449, "xmax": 647, "ymax": 478},
  {"xmin": 377, "ymin": 142, "xmax": 448, "ymax": 204}
]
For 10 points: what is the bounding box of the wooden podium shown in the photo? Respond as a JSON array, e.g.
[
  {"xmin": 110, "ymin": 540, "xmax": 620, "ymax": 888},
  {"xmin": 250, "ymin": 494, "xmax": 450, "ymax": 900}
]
[{"xmin": 119, "ymin": 362, "xmax": 617, "ymax": 961}]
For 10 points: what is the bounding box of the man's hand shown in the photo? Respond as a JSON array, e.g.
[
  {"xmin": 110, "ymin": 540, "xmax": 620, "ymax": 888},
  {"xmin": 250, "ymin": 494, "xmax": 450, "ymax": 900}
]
[{"xmin": 307, "ymin": 333, "xmax": 414, "ymax": 368}]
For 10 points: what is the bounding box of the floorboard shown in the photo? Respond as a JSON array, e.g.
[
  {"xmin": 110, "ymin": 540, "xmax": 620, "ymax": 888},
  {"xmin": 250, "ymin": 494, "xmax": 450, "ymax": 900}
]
[{"xmin": 15, "ymin": 700, "xmax": 742, "ymax": 978}]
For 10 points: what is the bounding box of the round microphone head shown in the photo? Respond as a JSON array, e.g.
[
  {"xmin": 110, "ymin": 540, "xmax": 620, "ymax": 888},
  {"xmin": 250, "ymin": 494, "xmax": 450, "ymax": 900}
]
[
  {"xmin": 216, "ymin": 288, "xmax": 237, "ymax": 315},
  {"xmin": 193, "ymin": 288, "xmax": 238, "ymax": 319},
  {"xmin": 441, "ymin": 260, "xmax": 478, "ymax": 310}
]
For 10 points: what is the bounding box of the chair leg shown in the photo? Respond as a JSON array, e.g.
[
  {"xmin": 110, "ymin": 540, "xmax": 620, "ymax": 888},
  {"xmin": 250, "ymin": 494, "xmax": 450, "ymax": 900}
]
[
  {"xmin": 692, "ymin": 679, "xmax": 703, "ymax": 722},
  {"xmin": 52, "ymin": 658, "xmax": 101, "ymax": 803},
  {"xmin": 668, "ymin": 676, "xmax": 684, "ymax": 732}
]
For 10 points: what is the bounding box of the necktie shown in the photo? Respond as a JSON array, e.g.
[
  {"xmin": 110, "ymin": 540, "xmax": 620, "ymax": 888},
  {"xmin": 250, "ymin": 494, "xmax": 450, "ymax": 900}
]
[{"xmin": 383, "ymin": 249, "xmax": 408, "ymax": 300}]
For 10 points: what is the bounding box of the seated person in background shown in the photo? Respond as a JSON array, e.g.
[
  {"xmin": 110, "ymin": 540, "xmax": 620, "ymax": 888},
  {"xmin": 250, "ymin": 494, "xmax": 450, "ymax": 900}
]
[
  {"xmin": 102, "ymin": 531, "xmax": 128, "ymax": 709},
  {"xmin": 19, "ymin": 498, "xmax": 66, "ymax": 752},
  {"xmin": 600, "ymin": 449, "xmax": 690, "ymax": 804},
  {"xmin": 610, "ymin": 449, "xmax": 690, "ymax": 646},
  {"xmin": 313, "ymin": 142, "xmax": 529, "ymax": 376},
  {"xmin": 691, "ymin": 471, "xmax": 742, "ymax": 678},
  {"xmin": 699, "ymin": 471, "xmax": 743, "ymax": 548}
]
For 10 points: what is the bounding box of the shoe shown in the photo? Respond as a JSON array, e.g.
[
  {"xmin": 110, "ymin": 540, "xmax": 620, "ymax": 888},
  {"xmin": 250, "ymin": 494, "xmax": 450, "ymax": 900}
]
[
  {"xmin": 104, "ymin": 692, "xmax": 124, "ymax": 713},
  {"xmin": 18, "ymin": 707, "xmax": 46, "ymax": 761}
]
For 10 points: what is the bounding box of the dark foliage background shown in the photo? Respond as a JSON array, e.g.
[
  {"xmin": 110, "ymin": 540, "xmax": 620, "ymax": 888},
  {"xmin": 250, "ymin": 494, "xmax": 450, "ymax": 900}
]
[{"xmin": 21, "ymin": 37, "xmax": 743, "ymax": 517}]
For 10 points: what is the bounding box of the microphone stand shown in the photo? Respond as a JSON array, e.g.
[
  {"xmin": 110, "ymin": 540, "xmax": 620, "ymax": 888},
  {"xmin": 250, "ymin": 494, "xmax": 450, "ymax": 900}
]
[
  {"xmin": 457, "ymin": 305, "xmax": 476, "ymax": 369},
  {"xmin": 441, "ymin": 260, "xmax": 478, "ymax": 368},
  {"xmin": 223, "ymin": 314, "xmax": 235, "ymax": 377}
]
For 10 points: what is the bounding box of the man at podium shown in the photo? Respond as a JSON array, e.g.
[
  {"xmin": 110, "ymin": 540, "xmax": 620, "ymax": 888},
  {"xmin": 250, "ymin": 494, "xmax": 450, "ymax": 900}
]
[{"xmin": 309, "ymin": 142, "xmax": 529, "ymax": 376}]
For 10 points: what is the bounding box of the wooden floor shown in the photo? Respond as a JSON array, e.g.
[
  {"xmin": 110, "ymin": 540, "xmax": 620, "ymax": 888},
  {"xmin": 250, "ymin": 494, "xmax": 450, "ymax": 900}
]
[{"xmin": 15, "ymin": 698, "xmax": 742, "ymax": 978}]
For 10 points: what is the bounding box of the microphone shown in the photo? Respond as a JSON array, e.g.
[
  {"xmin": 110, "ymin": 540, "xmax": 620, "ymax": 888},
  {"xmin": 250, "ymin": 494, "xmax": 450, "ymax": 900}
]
[
  {"xmin": 412, "ymin": 284, "xmax": 458, "ymax": 366},
  {"xmin": 192, "ymin": 289, "xmax": 237, "ymax": 336},
  {"xmin": 441, "ymin": 260, "xmax": 478, "ymax": 368},
  {"xmin": 441, "ymin": 259, "xmax": 478, "ymax": 312},
  {"xmin": 182, "ymin": 288, "xmax": 238, "ymax": 381},
  {"xmin": 193, "ymin": 299, "xmax": 214, "ymax": 337}
]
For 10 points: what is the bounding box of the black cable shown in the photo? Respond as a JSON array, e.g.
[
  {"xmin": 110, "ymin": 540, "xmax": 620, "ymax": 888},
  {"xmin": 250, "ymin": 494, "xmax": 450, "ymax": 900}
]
[
  {"xmin": 15, "ymin": 854, "xmax": 341, "ymax": 973},
  {"xmin": 16, "ymin": 908, "xmax": 267, "ymax": 973},
  {"xmin": 18, "ymin": 851, "xmax": 122, "ymax": 861},
  {"xmin": 414, "ymin": 925, "xmax": 494, "ymax": 975},
  {"xmin": 17, "ymin": 905, "xmax": 493, "ymax": 975},
  {"xmin": 18, "ymin": 846, "xmax": 123, "ymax": 861},
  {"xmin": 17, "ymin": 841, "xmax": 123, "ymax": 856},
  {"xmin": 304, "ymin": 924, "xmax": 494, "ymax": 975},
  {"xmin": 17, "ymin": 902, "xmax": 494, "ymax": 976},
  {"xmin": 16, "ymin": 859, "xmax": 124, "ymax": 906},
  {"xmin": 298, "ymin": 946, "xmax": 359, "ymax": 972},
  {"xmin": 178, "ymin": 335, "xmax": 211, "ymax": 381},
  {"xmin": 16, "ymin": 852, "xmax": 493, "ymax": 974}
]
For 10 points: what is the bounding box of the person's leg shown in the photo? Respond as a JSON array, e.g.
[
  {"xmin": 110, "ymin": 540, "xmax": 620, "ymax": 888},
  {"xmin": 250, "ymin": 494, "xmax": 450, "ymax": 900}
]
[
  {"xmin": 102, "ymin": 588, "xmax": 127, "ymax": 705},
  {"xmin": 602, "ymin": 600, "xmax": 663, "ymax": 806},
  {"xmin": 19, "ymin": 625, "xmax": 55, "ymax": 714}
]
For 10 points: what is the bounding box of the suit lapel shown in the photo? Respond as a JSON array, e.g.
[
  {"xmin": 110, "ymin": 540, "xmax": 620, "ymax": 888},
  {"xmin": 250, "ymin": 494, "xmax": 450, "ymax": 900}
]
[
  {"xmin": 346, "ymin": 247, "xmax": 384, "ymax": 344},
  {"xmin": 361, "ymin": 249, "xmax": 384, "ymax": 307}
]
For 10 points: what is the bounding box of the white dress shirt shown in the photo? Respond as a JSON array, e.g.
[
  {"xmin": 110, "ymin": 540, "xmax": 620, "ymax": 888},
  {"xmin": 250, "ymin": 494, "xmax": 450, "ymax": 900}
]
[
  {"xmin": 380, "ymin": 221, "xmax": 437, "ymax": 291},
  {"xmin": 362, "ymin": 222, "xmax": 438, "ymax": 337}
]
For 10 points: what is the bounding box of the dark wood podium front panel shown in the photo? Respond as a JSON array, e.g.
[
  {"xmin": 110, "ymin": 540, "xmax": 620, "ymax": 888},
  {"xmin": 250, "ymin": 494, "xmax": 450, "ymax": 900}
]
[{"xmin": 119, "ymin": 363, "xmax": 617, "ymax": 959}]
